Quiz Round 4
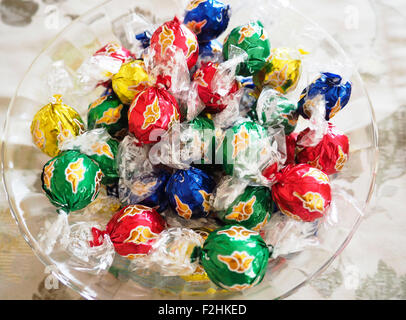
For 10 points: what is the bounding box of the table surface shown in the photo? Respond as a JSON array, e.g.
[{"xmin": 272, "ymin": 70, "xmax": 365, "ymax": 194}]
[{"xmin": 0, "ymin": 0, "xmax": 405, "ymax": 300}]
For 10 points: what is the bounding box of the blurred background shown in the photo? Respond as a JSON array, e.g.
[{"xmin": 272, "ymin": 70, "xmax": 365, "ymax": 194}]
[{"xmin": 0, "ymin": 0, "xmax": 405, "ymax": 299}]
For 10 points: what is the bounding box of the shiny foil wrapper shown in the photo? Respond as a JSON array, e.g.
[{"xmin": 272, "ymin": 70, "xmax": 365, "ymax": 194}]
[
  {"xmin": 285, "ymin": 132, "xmax": 298, "ymax": 165},
  {"xmin": 254, "ymin": 47, "xmax": 302, "ymax": 94},
  {"xmin": 87, "ymin": 93, "xmax": 129, "ymax": 140},
  {"xmin": 256, "ymin": 87, "xmax": 298, "ymax": 135},
  {"xmin": 150, "ymin": 16, "xmax": 199, "ymax": 70},
  {"xmin": 268, "ymin": 164, "xmax": 332, "ymax": 222},
  {"xmin": 192, "ymin": 61, "xmax": 240, "ymax": 114},
  {"xmin": 296, "ymin": 123, "xmax": 350, "ymax": 175},
  {"xmin": 128, "ymin": 86, "xmax": 181, "ymax": 145},
  {"xmin": 139, "ymin": 171, "xmax": 171, "ymax": 213},
  {"xmin": 90, "ymin": 204, "xmax": 167, "ymax": 259},
  {"xmin": 112, "ymin": 60, "xmax": 150, "ymax": 105},
  {"xmin": 31, "ymin": 95, "xmax": 85, "ymax": 158},
  {"xmin": 297, "ymin": 72, "xmax": 352, "ymax": 120},
  {"xmin": 221, "ymin": 120, "xmax": 273, "ymax": 180},
  {"xmin": 194, "ymin": 225, "xmax": 269, "ymax": 291},
  {"xmin": 217, "ymin": 186, "xmax": 274, "ymax": 231},
  {"xmin": 165, "ymin": 167, "xmax": 216, "ymax": 220},
  {"xmin": 183, "ymin": 0, "xmax": 231, "ymax": 43},
  {"xmin": 41, "ymin": 150, "xmax": 103, "ymax": 213},
  {"xmin": 223, "ymin": 21, "xmax": 271, "ymax": 77}
]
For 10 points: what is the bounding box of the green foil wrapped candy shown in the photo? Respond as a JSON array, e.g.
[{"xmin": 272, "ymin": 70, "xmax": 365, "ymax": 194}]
[
  {"xmin": 87, "ymin": 94, "xmax": 129, "ymax": 140},
  {"xmin": 193, "ymin": 225, "xmax": 270, "ymax": 291},
  {"xmin": 223, "ymin": 21, "xmax": 271, "ymax": 77},
  {"xmin": 85, "ymin": 138, "xmax": 119, "ymax": 185},
  {"xmin": 256, "ymin": 88, "xmax": 298, "ymax": 135},
  {"xmin": 217, "ymin": 186, "xmax": 274, "ymax": 231},
  {"xmin": 41, "ymin": 150, "xmax": 103, "ymax": 213},
  {"xmin": 221, "ymin": 121, "xmax": 272, "ymax": 179}
]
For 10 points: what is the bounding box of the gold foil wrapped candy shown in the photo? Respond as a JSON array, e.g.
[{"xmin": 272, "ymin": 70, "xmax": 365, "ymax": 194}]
[
  {"xmin": 112, "ymin": 60, "xmax": 150, "ymax": 105},
  {"xmin": 30, "ymin": 94, "xmax": 85, "ymax": 157},
  {"xmin": 254, "ymin": 47, "xmax": 304, "ymax": 94}
]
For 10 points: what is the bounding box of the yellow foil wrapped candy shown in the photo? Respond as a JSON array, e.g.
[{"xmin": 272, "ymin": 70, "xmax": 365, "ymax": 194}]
[
  {"xmin": 254, "ymin": 47, "xmax": 303, "ymax": 94},
  {"xmin": 112, "ymin": 60, "xmax": 150, "ymax": 105},
  {"xmin": 30, "ymin": 94, "xmax": 85, "ymax": 157}
]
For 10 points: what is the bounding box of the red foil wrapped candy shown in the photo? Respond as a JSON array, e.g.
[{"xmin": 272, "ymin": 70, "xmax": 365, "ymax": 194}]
[
  {"xmin": 150, "ymin": 16, "xmax": 199, "ymax": 70},
  {"xmin": 94, "ymin": 42, "xmax": 134, "ymax": 64},
  {"xmin": 90, "ymin": 204, "xmax": 167, "ymax": 259},
  {"xmin": 128, "ymin": 86, "xmax": 181, "ymax": 144},
  {"xmin": 192, "ymin": 61, "xmax": 240, "ymax": 114},
  {"xmin": 264, "ymin": 164, "xmax": 332, "ymax": 222},
  {"xmin": 296, "ymin": 123, "xmax": 349, "ymax": 175}
]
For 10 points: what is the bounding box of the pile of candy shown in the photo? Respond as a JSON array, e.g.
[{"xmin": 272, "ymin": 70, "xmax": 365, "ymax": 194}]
[{"xmin": 31, "ymin": 0, "xmax": 353, "ymax": 294}]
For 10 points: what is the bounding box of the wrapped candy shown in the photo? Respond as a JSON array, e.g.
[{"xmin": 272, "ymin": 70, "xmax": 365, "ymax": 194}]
[
  {"xmin": 192, "ymin": 225, "xmax": 270, "ymax": 291},
  {"xmin": 111, "ymin": 60, "xmax": 150, "ymax": 105},
  {"xmin": 139, "ymin": 171, "xmax": 170, "ymax": 213},
  {"xmin": 41, "ymin": 150, "xmax": 103, "ymax": 213},
  {"xmin": 76, "ymin": 42, "xmax": 134, "ymax": 92},
  {"xmin": 89, "ymin": 204, "xmax": 167, "ymax": 259},
  {"xmin": 223, "ymin": 21, "xmax": 271, "ymax": 76},
  {"xmin": 297, "ymin": 72, "xmax": 352, "ymax": 120},
  {"xmin": 216, "ymin": 186, "xmax": 274, "ymax": 231},
  {"xmin": 87, "ymin": 93, "xmax": 129, "ymax": 140},
  {"xmin": 264, "ymin": 164, "xmax": 332, "ymax": 222},
  {"xmin": 220, "ymin": 120, "xmax": 274, "ymax": 180},
  {"xmin": 256, "ymin": 87, "xmax": 299, "ymax": 135},
  {"xmin": 192, "ymin": 61, "xmax": 240, "ymax": 114},
  {"xmin": 59, "ymin": 129, "xmax": 119, "ymax": 185},
  {"xmin": 31, "ymin": 95, "xmax": 85, "ymax": 157},
  {"xmin": 128, "ymin": 86, "xmax": 181, "ymax": 145},
  {"xmin": 254, "ymin": 47, "xmax": 302, "ymax": 94},
  {"xmin": 150, "ymin": 16, "xmax": 199, "ymax": 70},
  {"xmin": 296, "ymin": 123, "xmax": 350, "ymax": 175},
  {"xmin": 183, "ymin": 0, "xmax": 231, "ymax": 43},
  {"xmin": 165, "ymin": 167, "xmax": 215, "ymax": 219}
]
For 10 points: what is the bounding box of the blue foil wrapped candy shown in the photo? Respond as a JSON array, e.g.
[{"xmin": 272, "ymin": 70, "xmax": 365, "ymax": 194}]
[
  {"xmin": 140, "ymin": 171, "xmax": 170, "ymax": 213},
  {"xmin": 165, "ymin": 167, "xmax": 216, "ymax": 219},
  {"xmin": 184, "ymin": 0, "xmax": 231, "ymax": 43},
  {"xmin": 297, "ymin": 72, "xmax": 352, "ymax": 120}
]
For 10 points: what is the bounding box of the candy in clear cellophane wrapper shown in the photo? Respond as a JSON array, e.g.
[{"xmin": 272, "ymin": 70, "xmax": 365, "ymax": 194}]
[
  {"xmin": 255, "ymin": 87, "xmax": 299, "ymax": 135},
  {"xmin": 87, "ymin": 93, "xmax": 129, "ymax": 140},
  {"xmin": 150, "ymin": 16, "xmax": 199, "ymax": 71},
  {"xmin": 223, "ymin": 20, "xmax": 271, "ymax": 77},
  {"xmin": 76, "ymin": 42, "xmax": 134, "ymax": 93},
  {"xmin": 112, "ymin": 60, "xmax": 151, "ymax": 105},
  {"xmin": 219, "ymin": 119, "xmax": 283, "ymax": 183},
  {"xmin": 192, "ymin": 225, "xmax": 270, "ymax": 291},
  {"xmin": 116, "ymin": 135, "xmax": 163, "ymax": 207},
  {"xmin": 59, "ymin": 129, "xmax": 119, "ymax": 185},
  {"xmin": 263, "ymin": 163, "xmax": 332, "ymax": 222},
  {"xmin": 165, "ymin": 167, "xmax": 216, "ymax": 220},
  {"xmin": 253, "ymin": 47, "xmax": 303, "ymax": 94},
  {"xmin": 31, "ymin": 94, "xmax": 85, "ymax": 158},
  {"xmin": 183, "ymin": 0, "xmax": 231, "ymax": 43},
  {"xmin": 149, "ymin": 116, "xmax": 216, "ymax": 170},
  {"xmin": 90, "ymin": 204, "xmax": 167, "ymax": 259},
  {"xmin": 39, "ymin": 149, "xmax": 103, "ymax": 254},
  {"xmin": 296, "ymin": 122, "xmax": 350, "ymax": 176},
  {"xmin": 297, "ymin": 72, "xmax": 352, "ymax": 120},
  {"xmin": 128, "ymin": 85, "xmax": 181, "ymax": 145},
  {"xmin": 192, "ymin": 61, "xmax": 240, "ymax": 114}
]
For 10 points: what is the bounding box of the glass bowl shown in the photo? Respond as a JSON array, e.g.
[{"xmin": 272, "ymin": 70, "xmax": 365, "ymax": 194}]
[{"xmin": 1, "ymin": 0, "xmax": 378, "ymax": 300}]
